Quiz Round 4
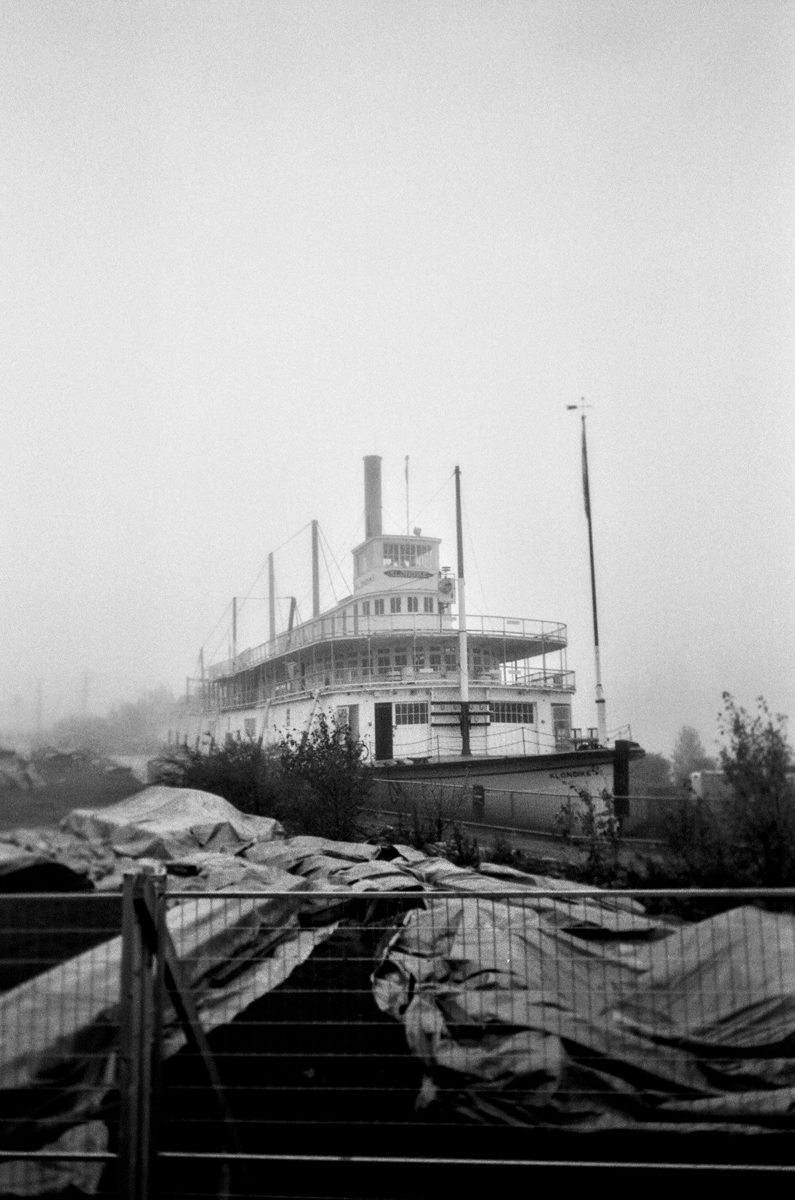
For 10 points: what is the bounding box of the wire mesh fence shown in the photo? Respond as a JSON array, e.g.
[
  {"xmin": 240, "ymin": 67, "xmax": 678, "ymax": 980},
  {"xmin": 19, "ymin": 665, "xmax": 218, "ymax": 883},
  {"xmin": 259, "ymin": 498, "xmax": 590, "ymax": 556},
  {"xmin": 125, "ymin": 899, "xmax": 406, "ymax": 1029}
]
[{"xmin": 1, "ymin": 882, "xmax": 794, "ymax": 1198}]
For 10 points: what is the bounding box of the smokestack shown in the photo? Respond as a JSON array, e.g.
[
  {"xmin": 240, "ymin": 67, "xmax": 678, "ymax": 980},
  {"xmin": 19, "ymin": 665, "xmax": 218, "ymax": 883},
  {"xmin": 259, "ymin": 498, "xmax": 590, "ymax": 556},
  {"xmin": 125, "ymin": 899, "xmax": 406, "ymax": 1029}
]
[{"xmin": 363, "ymin": 455, "xmax": 382, "ymax": 539}]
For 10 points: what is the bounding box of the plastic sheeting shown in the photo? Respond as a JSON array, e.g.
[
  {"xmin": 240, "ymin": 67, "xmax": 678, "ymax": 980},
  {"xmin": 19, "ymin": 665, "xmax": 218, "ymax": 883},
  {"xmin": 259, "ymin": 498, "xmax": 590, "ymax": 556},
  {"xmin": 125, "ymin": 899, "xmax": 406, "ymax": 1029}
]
[
  {"xmin": 373, "ymin": 897, "xmax": 795, "ymax": 1131},
  {"xmin": 60, "ymin": 786, "xmax": 284, "ymax": 859}
]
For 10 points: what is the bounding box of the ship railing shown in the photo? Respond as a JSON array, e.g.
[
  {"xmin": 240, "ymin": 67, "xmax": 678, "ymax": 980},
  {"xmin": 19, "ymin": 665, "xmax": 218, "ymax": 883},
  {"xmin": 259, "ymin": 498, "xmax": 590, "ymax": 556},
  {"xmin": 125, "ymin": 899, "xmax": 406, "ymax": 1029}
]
[
  {"xmin": 203, "ymin": 667, "xmax": 577, "ymax": 709},
  {"xmin": 205, "ymin": 615, "xmax": 569, "ymax": 679}
]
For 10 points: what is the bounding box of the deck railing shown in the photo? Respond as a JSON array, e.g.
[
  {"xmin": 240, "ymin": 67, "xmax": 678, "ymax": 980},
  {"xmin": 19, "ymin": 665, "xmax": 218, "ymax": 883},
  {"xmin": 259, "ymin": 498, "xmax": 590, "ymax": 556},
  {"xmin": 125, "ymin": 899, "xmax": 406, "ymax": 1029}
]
[
  {"xmin": 207, "ymin": 613, "xmax": 568, "ymax": 680},
  {"xmin": 201, "ymin": 667, "xmax": 576, "ymax": 711}
]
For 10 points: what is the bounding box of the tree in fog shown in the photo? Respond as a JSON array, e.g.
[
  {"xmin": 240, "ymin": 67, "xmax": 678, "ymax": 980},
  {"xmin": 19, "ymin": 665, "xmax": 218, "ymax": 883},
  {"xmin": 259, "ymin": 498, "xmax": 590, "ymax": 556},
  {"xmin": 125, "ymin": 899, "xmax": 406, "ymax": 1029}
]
[
  {"xmin": 629, "ymin": 751, "xmax": 674, "ymax": 796},
  {"xmin": 43, "ymin": 687, "xmax": 178, "ymax": 754},
  {"xmin": 671, "ymin": 725, "xmax": 715, "ymax": 786},
  {"xmin": 663, "ymin": 695, "xmax": 795, "ymax": 887}
]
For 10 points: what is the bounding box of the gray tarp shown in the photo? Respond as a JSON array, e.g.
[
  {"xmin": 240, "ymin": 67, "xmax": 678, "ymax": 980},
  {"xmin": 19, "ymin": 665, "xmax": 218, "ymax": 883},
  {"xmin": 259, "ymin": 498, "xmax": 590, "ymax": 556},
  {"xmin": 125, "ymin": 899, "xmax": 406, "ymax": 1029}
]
[
  {"xmin": 373, "ymin": 898, "xmax": 795, "ymax": 1130},
  {"xmin": 3, "ymin": 785, "xmax": 795, "ymax": 1195},
  {"xmin": 60, "ymin": 786, "xmax": 284, "ymax": 858}
]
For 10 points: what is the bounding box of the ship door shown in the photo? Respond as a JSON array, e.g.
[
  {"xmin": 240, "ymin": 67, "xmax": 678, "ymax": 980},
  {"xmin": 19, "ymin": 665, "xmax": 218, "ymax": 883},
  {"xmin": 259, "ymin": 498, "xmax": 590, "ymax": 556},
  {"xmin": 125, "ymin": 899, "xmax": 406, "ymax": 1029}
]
[{"xmin": 374, "ymin": 703, "xmax": 393, "ymax": 760}]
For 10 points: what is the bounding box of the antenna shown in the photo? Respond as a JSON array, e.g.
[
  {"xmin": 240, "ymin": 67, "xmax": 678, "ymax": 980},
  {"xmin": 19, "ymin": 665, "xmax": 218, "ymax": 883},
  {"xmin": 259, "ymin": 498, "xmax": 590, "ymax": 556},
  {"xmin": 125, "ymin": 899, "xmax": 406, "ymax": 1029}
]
[{"xmin": 405, "ymin": 455, "xmax": 410, "ymax": 535}]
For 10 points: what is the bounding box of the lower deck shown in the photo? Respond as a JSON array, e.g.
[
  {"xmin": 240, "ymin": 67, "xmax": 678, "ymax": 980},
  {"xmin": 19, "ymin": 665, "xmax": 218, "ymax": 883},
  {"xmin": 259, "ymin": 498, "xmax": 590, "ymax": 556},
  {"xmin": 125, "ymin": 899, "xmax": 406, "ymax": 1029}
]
[{"xmin": 173, "ymin": 678, "xmax": 592, "ymax": 765}]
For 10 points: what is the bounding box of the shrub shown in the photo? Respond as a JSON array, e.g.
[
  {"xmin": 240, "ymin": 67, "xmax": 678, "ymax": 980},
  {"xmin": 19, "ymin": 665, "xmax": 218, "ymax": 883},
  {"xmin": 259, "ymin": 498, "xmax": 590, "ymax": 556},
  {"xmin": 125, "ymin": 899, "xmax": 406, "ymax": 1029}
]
[
  {"xmin": 276, "ymin": 712, "xmax": 372, "ymax": 841},
  {"xmin": 159, "ymin": 738, "xmax": 287, "ymax": 817},
  {"xmin": 654, "ymin": 695, "xmax": 795, "ymax": 888},
  {"xmin": 554, "ymin": 786, "xmax": 622, "ymax": 885}
]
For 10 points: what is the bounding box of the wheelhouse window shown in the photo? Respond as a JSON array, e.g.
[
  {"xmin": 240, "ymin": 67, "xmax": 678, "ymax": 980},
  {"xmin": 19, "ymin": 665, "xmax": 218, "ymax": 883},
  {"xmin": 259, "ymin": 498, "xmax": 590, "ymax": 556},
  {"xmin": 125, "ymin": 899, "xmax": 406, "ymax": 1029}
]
[
  {"xmin": 423, "ymin": 596, "xmax": 434, "ymax": 613},
  {"xmin": 395, "ymin": 702, "xmax": 428, "ymax": 725},
  {"xmin": 361, "ymin": 600, "xmax": 370, "ymax": 616},
  {"xmin": 407, "ymin": 596, "xmax": 419, "ymax": 613},
  {"xmin": 390, "ymin": 596, "xmax": 401, "ymax": 613},
  {"xmin": 382, "ymin": 541, "xmax": 434, "ymax": 569},
  {"xmin": 492, "ymin": 702, "xmax": 536, "ymax": 724},
  {"xmin": 374, "ymin": 598, "xmax": 384, "ymax": 615}
]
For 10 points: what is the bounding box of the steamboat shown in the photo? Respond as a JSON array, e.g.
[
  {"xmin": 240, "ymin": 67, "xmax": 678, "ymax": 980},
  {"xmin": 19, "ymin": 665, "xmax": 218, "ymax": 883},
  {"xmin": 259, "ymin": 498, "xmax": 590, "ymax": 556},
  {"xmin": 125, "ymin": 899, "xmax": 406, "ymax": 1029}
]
[{"xmin": 172, "ymin": 456, "xmax": 639, "ymax": 800}]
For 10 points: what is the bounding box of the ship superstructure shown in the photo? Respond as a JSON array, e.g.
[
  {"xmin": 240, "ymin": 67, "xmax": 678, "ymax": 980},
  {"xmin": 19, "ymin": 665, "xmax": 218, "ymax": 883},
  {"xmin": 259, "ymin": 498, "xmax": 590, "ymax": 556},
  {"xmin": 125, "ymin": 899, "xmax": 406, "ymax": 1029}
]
[{"xmin": 176, "ymin": 457, "xmax": 603, "ymax": 768}]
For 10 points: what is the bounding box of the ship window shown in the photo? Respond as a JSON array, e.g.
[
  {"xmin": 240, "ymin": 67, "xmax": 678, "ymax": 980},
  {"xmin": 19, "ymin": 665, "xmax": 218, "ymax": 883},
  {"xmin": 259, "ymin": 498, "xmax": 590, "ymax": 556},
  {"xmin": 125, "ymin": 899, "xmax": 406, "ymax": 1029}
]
[
  {"xmin": 395, "ymin": 702, "xmax": 428, "ymax": 725},
  {"xmin": 492, "ymin": 702, "xmax": 536, "ymax": 724},
  {"xmin": 374, "ymin": 598, "xmax": 384, "ymax": 615},
  {"xmin": 361, "ymin": 600, "xmax": 370, "ymax": 616},
  {"xmin": 424, "ymin": 596, "xmax": 434, "ymax": 613},
  {"xmin": 393, "ymin": 648, "xmax": 407, "ymax": 668},
  {"xmin": 383, "ymin": 541, "xmax": 434, "ymax": 569},
  {"xmin": 429, "ymin": 646, "xmax": 441, "ymax": 669},
  {"xmin": 376, "ymin": 648, "xmax": 391, "ymax": 674},
  {"xmin": 407, "ymin": 596, "xmax": 419, "ymax": 612},
  {"xmin": 390, "ymin": 596, "xmax": 401, "ymax": 614}
]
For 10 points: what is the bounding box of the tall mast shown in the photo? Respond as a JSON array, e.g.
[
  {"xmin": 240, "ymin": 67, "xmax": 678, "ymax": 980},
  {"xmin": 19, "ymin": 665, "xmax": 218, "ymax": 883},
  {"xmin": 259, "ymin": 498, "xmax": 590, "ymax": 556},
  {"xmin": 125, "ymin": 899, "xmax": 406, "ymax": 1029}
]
[
  {"xmin": 268, "ymin": 552, "xmax": 276, "ymax": 641},
  {"xmin": 454, "ymin": 465, "xmax": 470, "ymax": 756},
  {"xmin": 569, "ymin": 404, "xmax": 607, "ymax": 744},
  {"xmin": 311, "ymin": 520, "xmax": 320, "ymax": 617}
]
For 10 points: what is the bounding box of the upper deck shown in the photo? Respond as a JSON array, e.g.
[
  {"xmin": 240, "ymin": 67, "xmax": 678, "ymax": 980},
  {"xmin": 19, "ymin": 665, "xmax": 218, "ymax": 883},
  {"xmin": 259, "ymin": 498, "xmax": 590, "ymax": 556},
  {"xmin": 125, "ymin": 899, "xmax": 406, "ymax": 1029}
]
[{"xmin": 206, "ymin": 610, "xmax": 567, "ymax": 681}]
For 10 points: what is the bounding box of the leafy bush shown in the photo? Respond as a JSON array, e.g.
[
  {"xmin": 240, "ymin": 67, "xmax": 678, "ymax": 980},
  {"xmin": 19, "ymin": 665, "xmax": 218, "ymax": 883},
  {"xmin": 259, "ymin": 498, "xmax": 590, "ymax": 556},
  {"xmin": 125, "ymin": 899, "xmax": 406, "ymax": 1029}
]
[
  {"xmin": 390, "ymin": 780, "xmax": 470, "ymax": 850},
  {"xmin": 276, "ymin": 712, "xmax": 373, "ymax": 841},
  {"xmin": 155, "ymin": 712, "xmax": 372, "ymax": 839},
  {"xmin": 157, "ymin": 738, "xmax": 288, "ymax": 817},
  {"xmin": 654, "ymin": 694, "xmax": 795, "ymax": 888},
  {"xmin": 554, "ymin": 786, "xmax": 622, "ymax": 885}
]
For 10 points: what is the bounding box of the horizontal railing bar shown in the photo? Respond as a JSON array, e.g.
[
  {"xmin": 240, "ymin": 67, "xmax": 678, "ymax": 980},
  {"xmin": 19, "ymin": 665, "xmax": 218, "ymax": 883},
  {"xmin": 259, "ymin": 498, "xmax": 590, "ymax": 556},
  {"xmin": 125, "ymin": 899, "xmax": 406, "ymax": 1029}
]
[
  {"xmin": 0, "ymin": 1150, "xmax": 116, "ymax": 1161},
  {"xmin": 157, "ymin": 1151, "xmax": 795, "ymax": 1171},
  {"xmin": 5, "ymin": 887, "xmax": 795, "ymax": 901}
]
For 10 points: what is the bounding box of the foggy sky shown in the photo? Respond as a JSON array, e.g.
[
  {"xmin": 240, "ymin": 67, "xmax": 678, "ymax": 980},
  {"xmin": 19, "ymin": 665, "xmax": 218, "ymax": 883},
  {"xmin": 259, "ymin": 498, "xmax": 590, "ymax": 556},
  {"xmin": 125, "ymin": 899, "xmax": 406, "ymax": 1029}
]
[{"xmin": 2, "ymin": 0, "xmax": 793, "ymax": 757}]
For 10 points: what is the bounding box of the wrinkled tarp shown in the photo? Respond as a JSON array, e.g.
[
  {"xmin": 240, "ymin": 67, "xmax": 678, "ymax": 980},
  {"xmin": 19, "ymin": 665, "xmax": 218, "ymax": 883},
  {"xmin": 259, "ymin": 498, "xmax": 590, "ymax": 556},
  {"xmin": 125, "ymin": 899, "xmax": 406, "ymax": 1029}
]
[
  {"xmin": 4, "ymin": 784, "xmax": 795, "ymax": 1194},
  {"xmin": 61, "ymin": 786, "xmax": 284, "ymax": 859},
  {"xmin": 0, "ymin": 842, "xmax": 90, "ymax": 892},
  {"xmin": 0, "ymin": 750, "xmax": 44, "ymax": 792},
  {"xmin": 373, "ymin": 898, "xmax": 795, "ymax": 1131},
  {"xmin": 0, "ymin": 861, "xmax": 336, "ymax": 1196}
]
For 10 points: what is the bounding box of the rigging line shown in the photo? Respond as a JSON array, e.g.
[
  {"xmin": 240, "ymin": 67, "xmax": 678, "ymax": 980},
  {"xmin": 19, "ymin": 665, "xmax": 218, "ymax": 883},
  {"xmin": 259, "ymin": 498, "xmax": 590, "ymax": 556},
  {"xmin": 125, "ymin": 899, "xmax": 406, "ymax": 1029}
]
[
  {"xmin": 340, "ymin": 508, "xmax": 366, "ymax": 556},
  {"xmin": 381, "ymin": 504, "xmax": 404, "ymax": 532},
  {"xmin": 409, "ymin": 469, "xmax": 457, "ymax": 523},
  {"xmin": 461, "ymin": 493, "xmax": 489, "ymax": 614},
  {"xmin": 267, "ymin": 520, "xmax": 314, "ymax": 559},
  {"xmin": 239, "ymin": 520, "xmax": 315, "ymax": 613},
  {"xmin": 318, "ymin": 536, "xmax": 341, "ymax": 605},
  {"xmin": 198, "ymin": 521, "xmax": 313, "ymax": 655},
  {"xmin": 233, "ymin": 518, "xmax": 318, "ymax": 642},
  {"xmin": 199, "ymin": 599, "xmax": 234, "ymax": 656},
  {"xmin": 319, "ymin": 524, "xmax": 352, "ymax": 597}
]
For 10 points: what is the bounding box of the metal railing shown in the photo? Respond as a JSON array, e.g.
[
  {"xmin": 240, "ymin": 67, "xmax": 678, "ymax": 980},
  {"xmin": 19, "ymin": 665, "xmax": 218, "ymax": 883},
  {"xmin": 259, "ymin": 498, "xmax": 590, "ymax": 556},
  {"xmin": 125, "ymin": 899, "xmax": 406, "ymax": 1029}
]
[
  {"xmin": 1, "ymin": 879, "xmax": 793, "ymax": 1197},
  {"xmin": 206, "ymin": 614, "xmax": 568, "ymax": 680},
  {"xmin": 203, "ymin": 668, "xmax": 577, "ymax": 713},
  {"xmin": 368, "ymin": 777, "xmax": 673, "ymax": 840}
]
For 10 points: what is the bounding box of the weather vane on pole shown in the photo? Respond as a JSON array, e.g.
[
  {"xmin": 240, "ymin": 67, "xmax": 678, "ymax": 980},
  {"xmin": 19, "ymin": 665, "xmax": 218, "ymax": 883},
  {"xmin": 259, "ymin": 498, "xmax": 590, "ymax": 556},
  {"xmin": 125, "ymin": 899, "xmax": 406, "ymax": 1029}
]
[{"xmin": 566, "ymin": 399, "xmax": 607, "ymax": 746}]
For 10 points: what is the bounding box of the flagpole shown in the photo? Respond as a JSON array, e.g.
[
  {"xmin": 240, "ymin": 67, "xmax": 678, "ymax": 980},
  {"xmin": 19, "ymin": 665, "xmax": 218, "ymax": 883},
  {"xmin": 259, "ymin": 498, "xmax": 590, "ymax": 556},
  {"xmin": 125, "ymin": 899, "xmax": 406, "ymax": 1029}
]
[{"xmin": 570, "ymin": 404, "xmax": 607, "ymax": 746}]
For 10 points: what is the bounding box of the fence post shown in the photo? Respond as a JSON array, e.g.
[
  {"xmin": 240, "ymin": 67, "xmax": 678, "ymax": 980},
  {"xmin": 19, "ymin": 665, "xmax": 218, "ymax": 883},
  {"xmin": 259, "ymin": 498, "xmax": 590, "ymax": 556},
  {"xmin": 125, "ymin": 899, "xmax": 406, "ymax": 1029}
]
[{"xmin": 118, "ymin": 870, "xmax": 165, "ymax": 1200}]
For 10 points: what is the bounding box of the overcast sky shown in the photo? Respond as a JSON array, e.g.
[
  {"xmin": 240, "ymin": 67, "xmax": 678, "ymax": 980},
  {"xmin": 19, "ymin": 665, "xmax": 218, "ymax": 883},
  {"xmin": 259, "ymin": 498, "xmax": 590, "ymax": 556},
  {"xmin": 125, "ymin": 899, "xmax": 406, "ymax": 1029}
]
[{"xmin": 2, "ymin": 0, "xmax": 793, "ymax": 757}]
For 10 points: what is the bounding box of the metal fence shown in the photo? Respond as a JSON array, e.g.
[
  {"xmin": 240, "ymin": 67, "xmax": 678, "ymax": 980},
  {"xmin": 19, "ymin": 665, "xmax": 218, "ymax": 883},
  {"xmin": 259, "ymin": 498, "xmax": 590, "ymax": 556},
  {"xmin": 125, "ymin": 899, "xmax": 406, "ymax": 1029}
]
[
  {"xmin": 1, "ymin": 880, "xmax": 794, "ymax": 1198},
  {"xmin": 367, "ymin": 776, "xmax": 680, "ymax": 843}
]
